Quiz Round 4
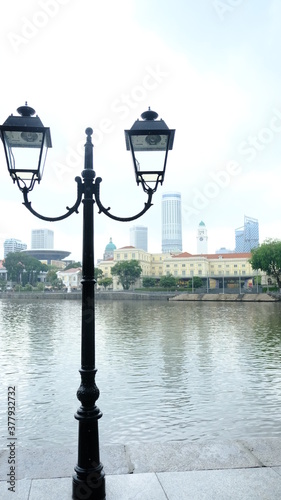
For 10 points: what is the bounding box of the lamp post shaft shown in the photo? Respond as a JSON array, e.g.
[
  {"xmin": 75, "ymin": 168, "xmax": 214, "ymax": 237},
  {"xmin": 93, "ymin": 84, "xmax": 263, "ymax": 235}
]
[{"xmin": 72, "ymin": 129, "xmax": 105, "ymax": 499}]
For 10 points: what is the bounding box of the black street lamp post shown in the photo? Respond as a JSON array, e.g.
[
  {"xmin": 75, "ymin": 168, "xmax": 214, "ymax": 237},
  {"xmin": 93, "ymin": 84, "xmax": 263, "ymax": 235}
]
[{"xmin": 0, "ymin": 104, "xmax": 175, "ymax": 499}]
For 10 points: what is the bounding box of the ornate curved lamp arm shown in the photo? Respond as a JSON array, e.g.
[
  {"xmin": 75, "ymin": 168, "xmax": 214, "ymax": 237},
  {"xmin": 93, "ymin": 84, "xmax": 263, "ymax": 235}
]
[
  {"xmin": 22, "ymin": 176, "xmax": 83, "ymax": 222},
  {"xmin": 94, "ymin": 177, "xmax": 154, "ymax": 222}
]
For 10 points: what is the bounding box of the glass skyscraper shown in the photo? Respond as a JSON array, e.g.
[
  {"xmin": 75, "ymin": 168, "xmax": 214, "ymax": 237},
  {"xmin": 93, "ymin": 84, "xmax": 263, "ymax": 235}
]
[
  {"xmin": 130, "ymin": 226, "xmax": 148, "ymax": 252},
  {"xmin": 31, "ymin": 229, "xmax": 54, "ymax": 249},
  {"xmin": 162, "ymin": 192, "xmax": 182, "ymax": 253},
  {"xmin": 235, "ymin": 216, "xmax": 259, "ymax": 252}
]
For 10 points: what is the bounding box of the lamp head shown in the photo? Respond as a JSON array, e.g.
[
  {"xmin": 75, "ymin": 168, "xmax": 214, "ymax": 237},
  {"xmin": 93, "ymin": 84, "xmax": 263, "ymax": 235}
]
[
  {"xmin": 0, "ymin": 103, "xmax": 52, "ymax": 192},
  {"xmin": 125, "ymin": 108, "xmax": 175, "ymax": 193}
]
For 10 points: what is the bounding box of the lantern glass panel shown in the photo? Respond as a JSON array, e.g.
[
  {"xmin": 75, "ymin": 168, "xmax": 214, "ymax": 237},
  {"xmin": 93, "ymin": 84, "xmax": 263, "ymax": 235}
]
[
  {"xmin": 131, "ymin": 133, "xmax": 169, "ymax": 152},
  {"xmin": 2, "ymin": 130, "xmax": 47, "ymax": 181}
]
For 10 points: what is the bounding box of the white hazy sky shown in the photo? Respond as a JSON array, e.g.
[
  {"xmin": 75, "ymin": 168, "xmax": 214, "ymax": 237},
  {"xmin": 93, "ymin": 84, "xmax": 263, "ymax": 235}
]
[{"xmin": 1, "ymin": 0, "xmax": 281, "ymax": 262}]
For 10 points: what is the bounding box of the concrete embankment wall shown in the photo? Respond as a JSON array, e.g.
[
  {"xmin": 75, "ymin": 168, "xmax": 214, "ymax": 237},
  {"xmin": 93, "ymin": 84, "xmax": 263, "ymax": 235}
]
[
  {"xmin": 169, "ymin": 293, "xmax": 280, "ymax": 302},
  {"xmin": 0, "ymin": 292, "xmax": 280, "ymax": 302},
  {"xmin": 0, "ymin": 291, "xmax": 174, "ymax": 301}
]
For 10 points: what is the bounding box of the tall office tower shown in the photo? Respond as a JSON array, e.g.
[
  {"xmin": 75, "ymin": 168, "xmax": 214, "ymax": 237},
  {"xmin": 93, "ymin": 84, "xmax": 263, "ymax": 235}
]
[
  {"xmin": 235, "ymin": 216, "xmax": 259, "ymax": 252},
  {"xmin": 4, "ymin": 239, "xmax": 27, "ymax": 258},
  {"xmin": 161, "ymin": 192, "xmax": 182, "ymax": 253},
  {"xmin": 31, "ymin": 229, "xmax": 54, "ymax": 249},
  {"xmin": 130, "ymin": 226, "xmax": 148, "ymax": 251},
  {"xmin": 197, "ymin": 221, "xmax": 208, "ymax": 254}
]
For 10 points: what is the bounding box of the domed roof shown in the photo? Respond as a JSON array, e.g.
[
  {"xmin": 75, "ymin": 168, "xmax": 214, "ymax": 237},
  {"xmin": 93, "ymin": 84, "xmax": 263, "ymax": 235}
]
[{"xmin": 105, "ymin": 237, "xmax": 116, "ymax": 251}]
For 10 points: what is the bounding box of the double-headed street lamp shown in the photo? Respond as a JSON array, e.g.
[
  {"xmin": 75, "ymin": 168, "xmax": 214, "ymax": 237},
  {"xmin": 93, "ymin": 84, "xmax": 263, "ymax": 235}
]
[{"xmin": 0, "ymin": 104, "xmax": 175, "ymax": 499}]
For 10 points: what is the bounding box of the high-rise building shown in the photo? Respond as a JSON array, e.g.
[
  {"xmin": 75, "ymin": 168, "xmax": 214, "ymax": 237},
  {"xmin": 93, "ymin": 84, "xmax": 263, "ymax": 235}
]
[
  {"xmin": 235, "ymin": 216, "xmax": 259, "ymax": 252},
  {"xmin": 4, "ymin": 239, "xmax": 27, "ymax": 258},
  {"xmin": 31, "ymin": 229, "xmax": 54, "ymax": 249},
  {"xmin": 161, "ymin": 192, "xmax": 182, "ymax": 253},
  {"xmin": 197, "ymin": 221, "xmax": 208, "ymax": 254},
  {"xmin": 130, "ymin": 226, "xmax": 148, "ymax": 252}
]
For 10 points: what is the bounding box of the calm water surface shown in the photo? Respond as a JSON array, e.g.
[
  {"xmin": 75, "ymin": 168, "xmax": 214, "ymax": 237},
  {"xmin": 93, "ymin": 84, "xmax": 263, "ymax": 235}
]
[{"xmin": 1, "ymin": 299, "xmax": 281, "ymax": 447}]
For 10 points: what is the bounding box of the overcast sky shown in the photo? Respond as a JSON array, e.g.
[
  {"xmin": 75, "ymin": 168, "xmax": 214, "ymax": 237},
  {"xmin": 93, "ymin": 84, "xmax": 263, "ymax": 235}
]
[{"xmin": 1, "ymin": 0, "xmax": 281, "ymax": 262}]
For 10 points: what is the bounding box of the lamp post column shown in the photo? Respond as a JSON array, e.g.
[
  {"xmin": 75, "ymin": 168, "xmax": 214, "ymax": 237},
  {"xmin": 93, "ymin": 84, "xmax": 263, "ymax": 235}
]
[{"xmin": 72, "ymin": 128, "xmax": 105, "ymax": 500}]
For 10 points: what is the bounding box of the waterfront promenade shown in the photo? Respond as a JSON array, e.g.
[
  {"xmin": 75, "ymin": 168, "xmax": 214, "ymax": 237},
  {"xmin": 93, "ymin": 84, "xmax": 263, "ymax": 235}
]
[{"xmin": 1, "ymin": 438, "xmax": 281, "ymax": 499}]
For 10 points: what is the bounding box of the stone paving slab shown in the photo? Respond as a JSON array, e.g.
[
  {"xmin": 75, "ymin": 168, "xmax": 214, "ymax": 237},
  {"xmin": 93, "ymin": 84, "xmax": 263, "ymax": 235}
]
[
  {"xmin": 157, "ymin": 467, "xmax": 281, "ymax": 500},
  {"xmin": 106, "ymin": 473, "xmax": 167, "ymax": 500},
  {"xmin": 2, "ymin": 468, "xmax": 281, "ymax": 500},
  {"xmin": 0, "ymin": 478, "xmax": 31, "ymax": 500},
  {"xmin": 0, "ymin": 445, "xmax": 128, "ymax": 481},
  {"xmin": 1, "ymin": 440, "xmax": 281, "ymax": 499},
  {"xmin": 240, "ymin": 438, "xmax": 281, "ymax": 466},
  {"xmin": 126, "ymin": 440, "xmax": 262, "ymax": 473}
]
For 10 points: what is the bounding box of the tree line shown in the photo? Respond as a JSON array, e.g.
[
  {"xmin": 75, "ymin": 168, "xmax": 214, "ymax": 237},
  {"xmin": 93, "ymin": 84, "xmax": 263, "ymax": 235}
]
[{"xmin": 1, "ymin": 239, "xmax": 281, "ymax": 292}]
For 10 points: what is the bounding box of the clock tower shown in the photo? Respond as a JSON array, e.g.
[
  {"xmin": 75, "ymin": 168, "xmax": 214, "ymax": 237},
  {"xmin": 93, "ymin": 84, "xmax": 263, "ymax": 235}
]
[{"xmin": 197, "ymin": 221, "xmax": 208, "ymax": 254}]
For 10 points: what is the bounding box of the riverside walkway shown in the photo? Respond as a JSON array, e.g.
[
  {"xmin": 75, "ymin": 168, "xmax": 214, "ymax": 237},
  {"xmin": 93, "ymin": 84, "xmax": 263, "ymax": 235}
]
[{"xmin": 1, "ymin": 438, "xmax": 281, "ymax": 499}]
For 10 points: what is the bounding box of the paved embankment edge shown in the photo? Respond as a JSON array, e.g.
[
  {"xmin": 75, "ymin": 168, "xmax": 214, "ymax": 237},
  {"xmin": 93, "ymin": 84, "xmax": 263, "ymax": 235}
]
[{"xmin": 169, "ymin": 293, "xmax": 280, "ymax": 302}]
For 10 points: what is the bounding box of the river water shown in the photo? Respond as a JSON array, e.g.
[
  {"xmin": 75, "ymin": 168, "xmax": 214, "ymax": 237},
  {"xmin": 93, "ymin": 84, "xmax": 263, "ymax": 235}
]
[{"xmin": 1, "ymin": 298, "xmax": 281, "ymax": 448}]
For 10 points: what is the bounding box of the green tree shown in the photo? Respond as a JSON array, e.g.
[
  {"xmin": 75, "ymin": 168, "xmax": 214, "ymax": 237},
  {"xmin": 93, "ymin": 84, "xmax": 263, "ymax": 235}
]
[
  {"xmin": 142, "ymin": 277, "xmax": 157, "ymax": 288},
  {"xmin": 250, "ymin": 239, "xmax": 281, "ymax": 289},
  {"xmin": 111, "ymin": 259, "xmax": 142, "ymax": 290},
  {"xmin": 187, "ymin": 276, "xmax": 203, "ymax": 289},
  {"xmin": 98, "ymin": 277, "xmax": 113, "ymax": 289},
  {"xmin": 94, "ymin": 268, "xmax": 103, "ymax": 280},
  {"xmin": 52, "ymin": 278, "xmax": 64, "ymax": 290},
  {"xmin": 64, "ymin": 261, "xmax": 82, "ymax": 270},
  {"xmin": 159, "ymin": 273, "xmax": 177, "ymax": 289},
  {"xmin": 0, "ymin": 277, "xmax": 7, "ymax": 291},
  {"xmin": 4, "ymin": 252, "xmax": 48, "ymax": 284},
  {"xmin": 23, "ymin": 283, "xmax": 33, "ymax": 292},
  {"xmin": 46, "ymin": 269, "xmax": 59, "ymax": 285}
]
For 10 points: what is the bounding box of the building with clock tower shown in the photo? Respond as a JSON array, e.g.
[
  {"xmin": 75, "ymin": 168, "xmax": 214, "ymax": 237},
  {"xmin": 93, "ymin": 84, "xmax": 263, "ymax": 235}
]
[{"xmin": 197, "ymin": 221, "xmax": 208, "ymax": 254}]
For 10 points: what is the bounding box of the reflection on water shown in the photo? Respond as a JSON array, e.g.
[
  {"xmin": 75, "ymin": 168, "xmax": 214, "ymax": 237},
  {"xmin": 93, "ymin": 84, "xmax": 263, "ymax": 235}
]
[{"xmin": 1, "ymin": 299, "xmax": 281, "ymax": 447}]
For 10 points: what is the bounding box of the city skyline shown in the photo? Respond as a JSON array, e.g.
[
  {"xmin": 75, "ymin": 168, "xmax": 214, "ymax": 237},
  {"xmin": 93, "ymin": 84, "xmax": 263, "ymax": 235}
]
[
  {"xmin": 0, "ymin": 1, "xmax": 281, "ymax": 261},
  {"xmin": 2, "ymin": 214, "xmax": 263, "ymax": 263}
]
